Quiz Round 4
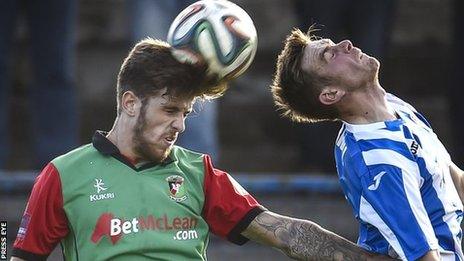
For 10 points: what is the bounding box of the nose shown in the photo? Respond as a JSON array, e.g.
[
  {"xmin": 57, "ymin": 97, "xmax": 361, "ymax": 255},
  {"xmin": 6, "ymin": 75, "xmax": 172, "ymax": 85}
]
[
  {"xmin": 337, "ymin": 40, "xmax": 353, "ymax": 52},
  {"xmin": 172, "ymin": 115, "xmax": 186, "ymax": 133}
]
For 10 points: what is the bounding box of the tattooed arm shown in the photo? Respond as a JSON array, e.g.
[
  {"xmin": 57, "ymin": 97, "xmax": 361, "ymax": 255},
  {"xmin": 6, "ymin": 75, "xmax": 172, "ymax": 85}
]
[{"xmin": 241, "ymin": 211, "xmax": 394, "ymax": 261}]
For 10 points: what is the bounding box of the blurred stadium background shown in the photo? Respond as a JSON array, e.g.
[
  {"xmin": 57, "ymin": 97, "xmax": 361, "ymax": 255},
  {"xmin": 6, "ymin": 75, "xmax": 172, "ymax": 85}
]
[{"xmin": 1, "ymin": 0, "xmax": 462, "ymax": 260}]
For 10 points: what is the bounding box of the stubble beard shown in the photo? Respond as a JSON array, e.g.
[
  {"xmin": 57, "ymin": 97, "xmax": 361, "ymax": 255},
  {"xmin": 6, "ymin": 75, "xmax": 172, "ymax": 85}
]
[
  {"xmin": 369, "ymin": 57, "xmax": 380, "ymax": 78},
  {"xmin": 132, "ymin": 104, "xmax": 171, "ymax": 164},
  {"xmin": 362, "ymin": 56, "xmax": 380, "ymax": 88}
]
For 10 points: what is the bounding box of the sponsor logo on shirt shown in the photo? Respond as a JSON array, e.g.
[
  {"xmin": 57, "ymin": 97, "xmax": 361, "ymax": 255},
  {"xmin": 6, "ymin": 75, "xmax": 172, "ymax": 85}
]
[
  {"xmin": 90, "ymin": 178, "xmax": 115, "ymax": 202},
  {"xmin": 173, "ymin": 230, "xmax": 198, "ymax": 240},
  {"xmin": 410, "ymin": 140, "xmax": 419, "ymax": 156},
  {"xmin": 368, "ymin": 171, "xmax": 387, "ymax": 191},
  {"xmin": 94, "ymin": 178, "xmax": 107, "ymax": 193},
  {"xmin": 91, "ymin": 212, "xmax": 198, "ymax": 244},
  {"xmin": 166, "ymin": 175, "xmax": 187, "ymax": 202}
]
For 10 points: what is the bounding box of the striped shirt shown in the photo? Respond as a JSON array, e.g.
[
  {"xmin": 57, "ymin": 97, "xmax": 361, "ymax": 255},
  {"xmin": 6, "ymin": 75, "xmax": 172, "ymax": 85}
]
[{"xmin": 334, "ymin": 93, "xmax": 463, "ymax": 261}]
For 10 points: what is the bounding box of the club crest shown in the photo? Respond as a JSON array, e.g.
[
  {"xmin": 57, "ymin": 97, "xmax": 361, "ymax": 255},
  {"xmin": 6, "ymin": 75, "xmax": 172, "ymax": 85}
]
[{"xmin": 166, "ymin": 175, "xmax": 187, "ymax": 202}]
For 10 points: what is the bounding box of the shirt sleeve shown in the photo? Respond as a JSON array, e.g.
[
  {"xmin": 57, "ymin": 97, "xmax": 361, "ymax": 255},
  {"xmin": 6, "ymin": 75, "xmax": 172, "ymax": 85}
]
[
  {"xmin": 12, "ymin": 163, "xmax": 69, "ymax": 260},
  {"xmin": 202, "ymin": 155, "xmax": 266, "ymax": 245},
  {"xmin": 354, "ymin": 150, "xmax": 438, "ymax": 261}
]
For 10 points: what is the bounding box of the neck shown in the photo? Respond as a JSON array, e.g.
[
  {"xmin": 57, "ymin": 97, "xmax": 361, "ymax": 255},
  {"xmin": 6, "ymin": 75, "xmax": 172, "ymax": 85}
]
[
  {"xmin": 339, "ymin": 83, "xmax": 397, "ymax": 124},
  {"xmin": 106, "ymin": 116, "xmax": 140, "ymax": 163}
]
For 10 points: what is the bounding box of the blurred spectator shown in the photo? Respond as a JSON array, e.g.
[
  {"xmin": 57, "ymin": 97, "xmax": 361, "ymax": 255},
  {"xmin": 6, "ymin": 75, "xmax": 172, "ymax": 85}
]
[
  {"xmin": 128, "ymin": 0, "xmax": 220, "ymax": 161},
  {"xmin": 0, "ymin": 0, "xmax": 79, "ymax": 170},
  {"xmin": 448, "ymin": 0, "xmax": 464, "ymax": 166},
  {"xmin": 292, "ymin": 0, "xmax": 396, "ymax": 172}
]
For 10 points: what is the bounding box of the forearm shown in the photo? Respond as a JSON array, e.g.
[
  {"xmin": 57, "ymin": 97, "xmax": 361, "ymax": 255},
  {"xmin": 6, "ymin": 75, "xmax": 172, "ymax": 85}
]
[{"xmin": 242, "ymin": 211, "xmax": 392, "ymax": 261}]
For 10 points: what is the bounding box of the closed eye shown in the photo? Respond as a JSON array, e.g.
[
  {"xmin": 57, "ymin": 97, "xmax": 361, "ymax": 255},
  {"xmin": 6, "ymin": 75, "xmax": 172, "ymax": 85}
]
[
  {"xmin": 164, "ymin": 109, "xmax": 176, "ymax": 114},
  {"xmin": 321, "ymin": 46, "xmax": 335, "ymax": 62},
  {"xmin": 325, "ymin": 49, "xmax": 335, "ymax": 60},
  {"xmin": 320, "ymin": 46, "xmax": 328, "ymax": 61},
  {"xmin": 164, "ymin": 109, "xmax": 190, "ymax": 119}
]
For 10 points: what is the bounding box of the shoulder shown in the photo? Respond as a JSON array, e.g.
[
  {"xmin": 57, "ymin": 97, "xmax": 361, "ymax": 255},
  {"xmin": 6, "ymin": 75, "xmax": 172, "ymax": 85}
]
[
  {"xmin": 386, "ymin": 93, "xmax": 432, "ymax": 129},
  {"xmin": 170, "ymin": 146, "xmax": 210, "ymax": 178},
  {"xmin": 336, "ymin": 125, "xmax": 363, "ymax": 159},
  {"xmin": 51, "ymin": 143, "xmax": 98, "ymax": 172},
  {"xmin": 386, "ymin": 93, "xmax": 418, "ymax": 113},
  {"xmin": 337, "ymin": 124, "xmax": 414, "ymax": 174},
  {"xmin": 335, "ymin": 126, "xmax": 368, "ymax": 176},
  {"xmin": 170, "ymin": 145, "xmax": 205, "ymax": 163}
]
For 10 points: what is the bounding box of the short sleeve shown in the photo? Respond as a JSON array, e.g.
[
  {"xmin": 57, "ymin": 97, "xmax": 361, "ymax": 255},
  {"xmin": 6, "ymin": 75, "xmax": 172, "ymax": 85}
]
[
  {"xmin": 12, "ymin": 163, "xmax": 69, "ymax": 260},
  {"xmin": 202, "ymin": 155, "xmax": 265, "ymax": 245}
]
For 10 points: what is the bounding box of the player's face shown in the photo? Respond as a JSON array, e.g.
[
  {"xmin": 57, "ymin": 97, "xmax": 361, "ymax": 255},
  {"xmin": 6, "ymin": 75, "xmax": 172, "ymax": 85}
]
[
  {"xmin": 132, "ymin": 90, "xmax": 193, "ymax": 163},
  {"xmin": 301, "ymin": 38, "xmax": 379, "ymax": 90}
]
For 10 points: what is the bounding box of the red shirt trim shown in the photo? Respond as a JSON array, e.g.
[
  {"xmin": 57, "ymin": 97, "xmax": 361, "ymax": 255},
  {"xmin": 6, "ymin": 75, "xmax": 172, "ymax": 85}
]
[
  {"xmin": 201, "ymin": 155, "xmax": 264, "ymax": 244},
  {"xmin": 12, "ymin": 163, "xmax": 69, "ymax": 257}
]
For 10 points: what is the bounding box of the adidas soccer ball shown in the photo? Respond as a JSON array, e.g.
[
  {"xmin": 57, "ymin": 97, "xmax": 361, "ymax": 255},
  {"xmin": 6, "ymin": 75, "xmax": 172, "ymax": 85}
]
[{"xmin": 167, "ymin": 0, "xmax": 258, "ymax": 81}]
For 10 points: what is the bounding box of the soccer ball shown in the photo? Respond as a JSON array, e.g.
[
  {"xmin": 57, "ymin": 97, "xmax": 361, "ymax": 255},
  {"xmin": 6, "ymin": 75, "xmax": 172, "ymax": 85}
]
[{"xmin": 167, "ymin": 0, "xmax": 258, "ymax": 81}]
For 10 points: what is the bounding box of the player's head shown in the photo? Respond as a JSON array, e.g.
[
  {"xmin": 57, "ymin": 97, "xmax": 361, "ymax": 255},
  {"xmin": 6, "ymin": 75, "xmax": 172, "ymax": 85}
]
[
  {"xmin": 117, "ymin": 38, "xmax": 226, "ymax": 115},
  {"xmin": 271, "ymin": 28, "xmax": 380, "ymax": 122},
  {"xmin": 115, "ymin": 38, "xmax": 225, "ymax": 162}
]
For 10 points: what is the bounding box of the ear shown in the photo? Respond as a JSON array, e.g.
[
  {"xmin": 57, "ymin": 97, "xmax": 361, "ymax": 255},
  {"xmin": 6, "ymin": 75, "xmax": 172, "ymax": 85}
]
[
  {"xmin": 121, "ymin": 91, "xmax": 139, "ymax": 117},
  {"xmin": 318, "ymin": 87, "xmax": 345, "ymax": 105}
]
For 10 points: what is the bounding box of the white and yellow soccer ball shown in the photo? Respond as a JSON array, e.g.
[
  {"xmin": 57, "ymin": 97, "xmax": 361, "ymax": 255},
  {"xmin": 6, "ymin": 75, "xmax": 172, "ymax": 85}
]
[{"xmin": 167, "ymin": 0, "xmax": 258, "ymax": 81}]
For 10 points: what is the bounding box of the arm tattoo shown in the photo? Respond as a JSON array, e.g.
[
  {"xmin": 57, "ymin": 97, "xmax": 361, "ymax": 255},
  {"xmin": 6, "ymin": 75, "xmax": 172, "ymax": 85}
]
[{"xmin": 242, "ymin": 211, "xmax": 393, "ymax": 261}]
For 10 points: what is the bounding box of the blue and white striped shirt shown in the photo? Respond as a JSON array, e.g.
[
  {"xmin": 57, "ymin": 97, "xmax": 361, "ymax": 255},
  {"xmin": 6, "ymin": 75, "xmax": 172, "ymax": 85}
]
[{"xmin": 335, "ymin": 93, "xmax": 463, "ymax": 261}]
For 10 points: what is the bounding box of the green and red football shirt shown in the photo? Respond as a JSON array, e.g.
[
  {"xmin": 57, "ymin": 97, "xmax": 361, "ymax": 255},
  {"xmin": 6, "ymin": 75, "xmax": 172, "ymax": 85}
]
[{"xmin": 12, "ymin": 131, "xmax": 265, "ymax": 260}]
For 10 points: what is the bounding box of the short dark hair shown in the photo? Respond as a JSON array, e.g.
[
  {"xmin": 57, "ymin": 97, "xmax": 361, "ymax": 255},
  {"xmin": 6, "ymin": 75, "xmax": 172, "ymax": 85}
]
[
  {"xmin": 271, "ymin": 28, "xmax": 339, "ymax": 122},
  {"xmin": 116, "ymin": 38, "xmax": 227, "ymax": 114}
]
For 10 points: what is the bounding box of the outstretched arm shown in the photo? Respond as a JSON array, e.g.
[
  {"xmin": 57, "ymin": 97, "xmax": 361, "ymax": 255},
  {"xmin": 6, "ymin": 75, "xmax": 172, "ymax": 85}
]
[{"xmin": 241, "ymin": 211, "xmax": 394, "ymax": 261}]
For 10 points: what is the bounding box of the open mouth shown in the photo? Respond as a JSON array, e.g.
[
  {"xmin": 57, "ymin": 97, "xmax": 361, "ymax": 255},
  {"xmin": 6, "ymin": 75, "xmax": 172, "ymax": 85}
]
[{"xmin": 164, "ymin": 136, "xmax": 177, "ymax": 145}]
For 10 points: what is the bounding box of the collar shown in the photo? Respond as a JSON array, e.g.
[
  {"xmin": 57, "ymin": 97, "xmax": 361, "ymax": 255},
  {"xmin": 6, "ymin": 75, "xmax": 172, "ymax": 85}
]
[
  {"xmin": 343, "ymin": 118, "xmax": 403, "ymax": 133},
  {"xmin": 93, "ymin": 130, "xmax": 120, "ymax": 155},
  {"xmin": 92, "ymin": 130, "xmax": 174, "ymax": 171}
]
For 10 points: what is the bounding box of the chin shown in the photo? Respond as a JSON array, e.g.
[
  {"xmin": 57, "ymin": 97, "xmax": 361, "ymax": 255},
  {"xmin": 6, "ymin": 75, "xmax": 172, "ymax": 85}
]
[
  {"xmin": 152, "ymin": 147, "xmax": 172, "ymax": 163},
  {"xmin": 161, "ymin": 147, "xmax": 173, "ymax": 161},
  {"xmin": 366, "ymin": 57, "xmax": 380, "ymax": 80},
  {"xmin": 135, "ymin": 144, "xmax": 172, "ymax": 164},
  {"xmin": 369, "ymin": 56, "xmax": 380, "ymax": 71}
]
